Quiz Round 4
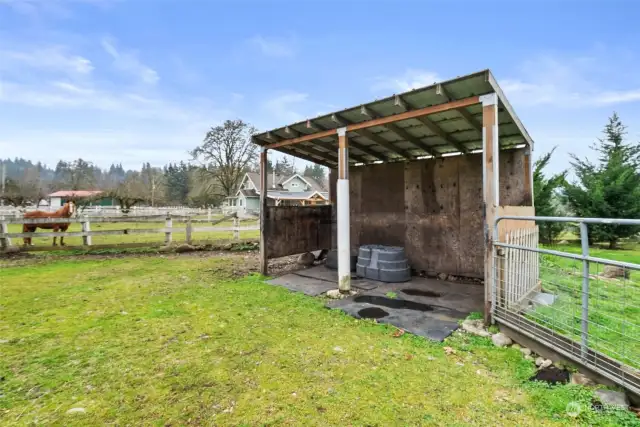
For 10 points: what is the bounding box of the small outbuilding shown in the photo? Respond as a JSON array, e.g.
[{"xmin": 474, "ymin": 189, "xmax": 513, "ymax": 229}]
[{"xmin": 252, "ymin": 69, "xmax": 535, "ymax": 320}]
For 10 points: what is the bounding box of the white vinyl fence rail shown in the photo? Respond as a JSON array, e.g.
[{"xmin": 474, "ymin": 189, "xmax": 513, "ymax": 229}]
[
  {"xmin": 0, "ymin": 214, "xmax": 258, "ymax": 252},
  {"xmin": 501, "ymin": 226, "xmax": 540, "ymax": 309}
]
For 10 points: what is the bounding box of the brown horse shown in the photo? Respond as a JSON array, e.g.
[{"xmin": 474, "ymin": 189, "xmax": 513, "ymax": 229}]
[{"xmin": 23, "ymin": 202, "xmax": 76, "ymax": 246}]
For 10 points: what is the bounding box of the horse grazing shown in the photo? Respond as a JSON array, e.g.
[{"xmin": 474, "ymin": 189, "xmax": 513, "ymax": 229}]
[{"xmin": 22, "ymin": 202, "xmax": 76, "ymax": 246}]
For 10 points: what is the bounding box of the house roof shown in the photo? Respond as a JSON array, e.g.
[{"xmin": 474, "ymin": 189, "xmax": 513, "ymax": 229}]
[
  {"xmin": 244, "ymin": 172, "xmax": 326, "ymax": 192},
  {"xmin": 237, "ymin": 189, "xmax": 259, "ymax": 198},
  {"xmin": 267, "ymin": 190, "xmax": 328, "ymax": 200},
  {"xmin": 252, "ymin": 69, "xmax": 533, "ymax": 168},
  {"xmin": 48, "ymin": 190, "xmax": 103, "ymax": 198}
]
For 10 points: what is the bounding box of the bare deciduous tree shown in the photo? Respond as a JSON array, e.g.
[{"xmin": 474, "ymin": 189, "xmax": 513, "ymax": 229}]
[
  {"xmin": 191, "ymin": 119, "xmax": 259, "ymax": 198},
  {"xmin": 0, "ymin": 168, "xmax": 45, "ymax": 208}
]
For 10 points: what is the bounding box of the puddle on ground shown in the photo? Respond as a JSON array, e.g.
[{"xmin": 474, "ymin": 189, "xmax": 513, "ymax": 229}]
[
  {"xmin": 358, "ymin": 307, "xmax": 389, "ymax": 319},
  {"xmin": 529, "ymin": 367, "xmax": 570, "ymax": 385},
  {"xmin": 401, "ymin": 288, "xmax": 442, "ymax": 298},
  {"xmin": 354, "ymin": 295, "xmax": 433, "ymax": 312}
]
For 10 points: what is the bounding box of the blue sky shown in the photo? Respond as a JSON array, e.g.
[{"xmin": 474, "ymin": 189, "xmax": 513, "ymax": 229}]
[{"xmin": 2, "ymin": 0, "xmax": 640, "ymax": 174}]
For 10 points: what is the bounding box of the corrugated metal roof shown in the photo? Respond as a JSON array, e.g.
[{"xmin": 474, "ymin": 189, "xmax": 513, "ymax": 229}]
[
  {"xmin": 253, "ymin": 69, "xmax": 532, "ymax": 168},
  {"xmin": 49, "ymin": 190, "xmax": 103, "ymax": 198}
]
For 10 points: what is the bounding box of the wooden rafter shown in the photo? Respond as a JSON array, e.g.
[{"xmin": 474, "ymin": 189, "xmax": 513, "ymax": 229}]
[
  {"xmin": 308, "ymin": 120, "xmax": 383, "ymax": 162},
  {"xmin": 413, "ymin": 115, "xmax": 469, "ymax": 154},
  {"xmin": 362, "ymin": 104, "xmax": 440, "ymax": 158},
  {"xmin": 262, "ymin": 132, "xmax": 338, "ymax": 166},
  {"xmin": 263, "ymin": 95, "xmax": 480, "ymax": 149},
  {"xmin": 437, "ymin": 84, "xmax": 482, "ymax": 134},
  {"xmin": 337, "ymin": 110, "xmax": 412, "ymax": 160}
]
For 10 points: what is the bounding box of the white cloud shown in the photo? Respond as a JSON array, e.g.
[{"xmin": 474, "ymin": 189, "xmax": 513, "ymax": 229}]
[
  {"xmin": 499, "ymin": 53, "xmax": 640, "ymax": 107},
  {"xmin": 0, "ymin": 45, "xmax": 93, "ymax": 75},
  {"xmin": 101, "ymin": 36, "xmax": 159, "ymax": 85},
  {"xmin": 249, "ymin": 35, "xmax": 296, "ymax": 58},
  {"xmin": 262, "ymin": 92, "xmax": 308, "ymax": 123},
  {"xmin": 371, "ymin": 69, "xmax": 441, "ymax": 93}
]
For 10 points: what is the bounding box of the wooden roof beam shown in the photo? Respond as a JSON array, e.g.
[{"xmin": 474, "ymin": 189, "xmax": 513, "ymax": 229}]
[
  {"xmin": 308, "ymin": 119, "xmax": 383, "ymax": 162},
  {"xmin": 261, "ymin": 132, "xmax": 339, "ymax": 166},
  {"xmin": 336, "ymin": 111, "xmax": 412, "ymax": 160},
  {"xmin": 362, "ymin": 104, "xmax": 439, "ymax": 158},
  {"xmin": 414, "ymin": 115, "xmax": 469, "ymax": 154},
  {"xmin": 263, "ymin": 95, "xmax": 480, "ymax": 149}
]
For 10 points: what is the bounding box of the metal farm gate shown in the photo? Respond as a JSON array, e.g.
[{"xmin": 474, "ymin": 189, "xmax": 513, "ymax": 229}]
[{"xmin": 492, "ymin": 216, "xmax": 640, "ymax": 396}]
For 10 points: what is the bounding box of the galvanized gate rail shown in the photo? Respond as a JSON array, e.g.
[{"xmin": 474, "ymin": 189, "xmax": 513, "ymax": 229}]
[{"xmin": 493, "ymin": 216, "xmax": 640, "ymax": 395}]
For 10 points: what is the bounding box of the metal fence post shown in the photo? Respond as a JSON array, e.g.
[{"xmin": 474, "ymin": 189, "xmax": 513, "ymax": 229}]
[
  {"xmin": 165, "ymin": 216, "xmax": 173, "ymax": 245},
  {"xmin": 81, "ymin": 216, "xmax": 92, "ymax": 246},
  {"xmin": 0, "ymin": 221, "xmax": 10, "ymax": 249},
  {"xmin": 185, "ymin": 217, "xmax": 192, "ymax": 245},
  {"xmin": 579, "ymin": 222, "xmax": 590, "ymax": 360}
]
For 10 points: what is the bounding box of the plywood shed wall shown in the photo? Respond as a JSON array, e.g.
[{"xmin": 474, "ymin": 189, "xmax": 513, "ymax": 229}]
[{"xmin": 329, "ymin": 148, "xmax": 530, "ymax": 278}]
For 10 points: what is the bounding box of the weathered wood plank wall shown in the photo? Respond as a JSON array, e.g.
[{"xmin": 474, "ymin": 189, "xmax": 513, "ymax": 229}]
[
  {"xmin": 329, "ymin": 148, "xmax": 530, "ymax": 278},
  {"xmin": 265, "ymin": 206, "xmax": 332, "ymax": 258}
]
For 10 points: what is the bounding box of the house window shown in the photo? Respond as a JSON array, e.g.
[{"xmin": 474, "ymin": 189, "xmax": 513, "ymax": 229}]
[
  {"xmin": 291, "ymin": 183, "xmax": 298, "ymax": 187},
  {"xmin": 239, "ymin": 198, "xmax": 243, "ymax": 206}
]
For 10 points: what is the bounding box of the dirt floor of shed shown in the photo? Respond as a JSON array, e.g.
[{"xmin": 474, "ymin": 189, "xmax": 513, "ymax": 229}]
[{"xmin": 267, "ymin": 265, "xmax": 484, "ymax": 341}]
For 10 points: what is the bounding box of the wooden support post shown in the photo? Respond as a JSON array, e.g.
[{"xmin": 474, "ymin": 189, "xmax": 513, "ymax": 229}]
[
  {"xmin": 523, "ymin": 148, "xmax": 533, "ymax": 206},
  {"xmin": 233, "ymin": 217, "xmax": 239, "ymax": 240},
  {"xmin": 0, "ymin": 222, "xmax": 10, "ymax": 249},
  {"xmin": 482, "ymin": 93, "xmax": 499, "ymax": 323},
  {"xmin": 207, "ymin": 207, "xmax": 212, "ymax": 221},
  {"xmin": 165, "ymin": 216, "xmax": 173, "ymax": 245},
  {"xmin": 81, "ymin": 216, "xmax": 92, "ymax": 246},
  {"xmin": 259, "ymin": 147, "xmax": 269, "ymax": 275},
  {"xmin": 337, "ymin": 127, "xmax": 351, "ymax": 293},
  {"xmin": 186, "ymin": 217, "xmax": 193, "ymax": 244}
]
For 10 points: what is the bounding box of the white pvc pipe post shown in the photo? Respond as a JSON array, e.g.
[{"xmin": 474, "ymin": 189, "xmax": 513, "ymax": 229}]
[{"xmin": 337, "ymin": 127, "xmax": 351, "ymax": 293}]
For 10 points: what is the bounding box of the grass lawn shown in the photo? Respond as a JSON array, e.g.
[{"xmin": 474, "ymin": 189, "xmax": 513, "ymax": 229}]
[
  {"xmin": 1, "ymin": 255, "xmax": 636, "ymax": 426},
  {"xmin": 5, "ymin": 218, "xmax": 259, "ymax": 248}
]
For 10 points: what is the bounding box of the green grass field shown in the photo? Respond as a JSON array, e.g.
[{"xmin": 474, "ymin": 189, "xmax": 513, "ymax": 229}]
[
  {"xmin": 5, "ymin": 218, "xmax": 259, "ymax": 248},
  {"xmin": 1, "ymin": 254, "xmax": 636, "ymax": 426}
]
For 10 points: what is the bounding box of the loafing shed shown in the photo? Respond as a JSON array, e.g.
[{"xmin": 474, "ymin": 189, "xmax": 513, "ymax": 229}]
[{"xmin": 253, "ymin": 69, "xmax": 535, "ymax": 320}]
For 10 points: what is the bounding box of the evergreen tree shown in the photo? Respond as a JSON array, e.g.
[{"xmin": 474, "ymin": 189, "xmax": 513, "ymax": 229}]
[
  {"xmin": 564, "ymin": 113, "xmax": 640, "ymax": 248},
  {"xmin": 533, "ymin": 147, "xmax": 567, "ymax": 243}
]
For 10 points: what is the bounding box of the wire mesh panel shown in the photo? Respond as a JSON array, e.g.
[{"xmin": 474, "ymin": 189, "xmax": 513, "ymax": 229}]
[{"xmin": 493, "ymin": 216, "xmax": 640, "ymax": 395}]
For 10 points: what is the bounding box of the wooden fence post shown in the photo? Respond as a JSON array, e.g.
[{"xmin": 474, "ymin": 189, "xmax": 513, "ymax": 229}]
[
  {"xmin": 233, "ymin": 217, "xmax": 239, "ymax": 240},
  {"xmin": 207, "ymin": 207, "xmax": 212, "ymax": 221},
  {"xmin": 0, "ymin": 222, "xmax": 11, "ymax": 249},
  {"xmin": 81, "ymin": 216, "xmax": 92, "ymax": 246},
  {"xmin": 186, "ymin": 217, "xmax": 193, "ymax": 245},
  {"xmin": 165, "ymin": 216, "xmax": 173, "ymax": 245}
]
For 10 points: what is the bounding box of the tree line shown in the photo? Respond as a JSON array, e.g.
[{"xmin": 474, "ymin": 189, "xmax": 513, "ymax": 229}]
[
  {"xmin": 534, "ymin": 113, "xmax": 640, "ymax": 248},
  {"xmin": 1, "ymin": 119, "xmax": 327, "ymax": 211}
]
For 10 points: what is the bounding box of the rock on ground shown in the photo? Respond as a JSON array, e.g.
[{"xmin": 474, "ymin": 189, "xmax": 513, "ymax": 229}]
[
  {"xmin": 326, "ymin": 289, "xmax": 356, "ymax": 299},
  {"xmin": 520, "ymin": 347, "xmax": 532, "ymax": 357},
  {"xmin": 491, "ymin": 333, "xmax": 513, "ymax": 347},
  {"xmin": 437, "ymin": 273, "xmax": 448, "ymax": 281},
  {"xmin": 175, "ymin": 243, "xmax": 197, "ymax": 253},
  {"xmin": 461, "ymin": 319, "xmax": 492, "ymax": 337},
  {"xmin": 602, "ymin": 265, "xmax": 630, "ymax": 279},
  {"xmin": 297, "ymin": 252, "xmax": 316, "ymax": 267},
  {"xmin": 570, "ymin": 372, "xmax": 596, "ymax": 386},
  {"xmin": 535, "ymin": 357, "xmax": 545, "ymax": 367},
  {"xmin": 539, "ymin": 359, "xmax": 553, "ymax": 369},
  {"xmin": 594, "ymin": 389, "xmax": 630, "ymax": 409}
]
